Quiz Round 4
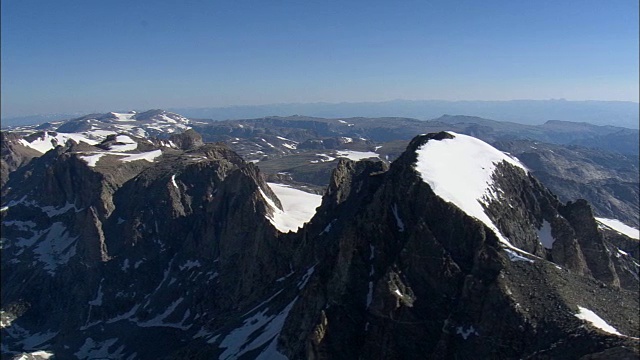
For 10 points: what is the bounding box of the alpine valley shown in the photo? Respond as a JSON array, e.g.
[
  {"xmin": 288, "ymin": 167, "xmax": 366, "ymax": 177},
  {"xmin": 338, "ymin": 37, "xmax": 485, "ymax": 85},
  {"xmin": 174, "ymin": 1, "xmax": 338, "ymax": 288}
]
[{"xmin": 1, "ymin": 110, "xmax": 638, "ymax": 359}]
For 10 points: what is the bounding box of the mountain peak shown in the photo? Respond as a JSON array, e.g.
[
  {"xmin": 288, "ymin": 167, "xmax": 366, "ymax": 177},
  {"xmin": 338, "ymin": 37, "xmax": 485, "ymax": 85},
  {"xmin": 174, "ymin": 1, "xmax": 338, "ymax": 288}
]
[{"xmin": 413, "ymin": 131, "xmax": 527, "ymax": 247}]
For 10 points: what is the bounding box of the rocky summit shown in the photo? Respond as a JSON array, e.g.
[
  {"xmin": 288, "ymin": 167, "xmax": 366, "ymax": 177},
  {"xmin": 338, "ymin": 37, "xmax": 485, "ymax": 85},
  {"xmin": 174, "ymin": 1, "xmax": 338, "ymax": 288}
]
[{"xmin": 1, "ymin": 123, "xmax": 638, "ymax": 359}]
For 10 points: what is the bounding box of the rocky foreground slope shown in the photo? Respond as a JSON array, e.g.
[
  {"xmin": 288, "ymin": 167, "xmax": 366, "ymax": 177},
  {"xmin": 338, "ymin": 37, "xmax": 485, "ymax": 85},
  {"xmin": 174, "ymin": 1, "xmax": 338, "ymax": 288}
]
[{"xmin": 1, "ymin": 129, "xmax": 638, "ymax": 359}]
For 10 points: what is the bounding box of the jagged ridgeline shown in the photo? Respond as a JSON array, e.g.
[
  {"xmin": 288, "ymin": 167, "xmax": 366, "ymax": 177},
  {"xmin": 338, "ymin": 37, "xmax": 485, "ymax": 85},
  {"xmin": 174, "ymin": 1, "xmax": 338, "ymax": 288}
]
[{"xmin": 1, "ymin": 126, "xmax": 638, "ymax": 359}]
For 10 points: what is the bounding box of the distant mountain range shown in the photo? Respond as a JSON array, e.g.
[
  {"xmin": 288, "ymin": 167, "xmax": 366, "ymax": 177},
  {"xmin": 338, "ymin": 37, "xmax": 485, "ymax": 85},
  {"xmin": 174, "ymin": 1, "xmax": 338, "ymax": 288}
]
[
  {"xmin": 170, "ymin": 99, "xmax": 639, "ymax": 129},
  {"xmin": 4, "ymin": 111, "xmax": 638, "ymax": 226},
  {"xmin": 2, "ymin": 99, "xmax": 638, "ymax": 129}
]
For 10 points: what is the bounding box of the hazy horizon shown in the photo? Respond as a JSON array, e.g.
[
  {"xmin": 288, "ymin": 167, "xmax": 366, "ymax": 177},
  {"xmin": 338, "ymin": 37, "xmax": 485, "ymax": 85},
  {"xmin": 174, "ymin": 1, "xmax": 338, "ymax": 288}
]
[
  {"xmin": 2, "ymin": 98, "xmax": 638, "ymax": 130},
  {"xmin": 2, "ymin": 98, "xmax": 639, "ymax": 119},
  {"xmin": 2, "ymin": 1, "xmax": 638, "ymax": 118}
]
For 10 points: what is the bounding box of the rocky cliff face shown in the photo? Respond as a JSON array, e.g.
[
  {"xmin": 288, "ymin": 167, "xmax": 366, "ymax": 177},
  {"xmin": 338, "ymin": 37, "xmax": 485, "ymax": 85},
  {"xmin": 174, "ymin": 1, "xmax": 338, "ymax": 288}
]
[
  {"xmin": 493, "ymin": 140, "xmax": 639, "ymax": 228},
  {"xmin": 1, "ymin": 131, "xmax": 638, "ymax": 359},
  {"xmin": 0, "ymin": 132, "xmax": 42, "ymax": 188}
]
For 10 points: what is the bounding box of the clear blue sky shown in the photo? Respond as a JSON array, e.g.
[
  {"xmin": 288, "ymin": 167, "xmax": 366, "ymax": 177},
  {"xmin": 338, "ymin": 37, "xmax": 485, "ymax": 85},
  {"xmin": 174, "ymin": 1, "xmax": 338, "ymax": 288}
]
[{"xmin": 1, "ymin": 0, "xmax": 638, "ymax": 117}]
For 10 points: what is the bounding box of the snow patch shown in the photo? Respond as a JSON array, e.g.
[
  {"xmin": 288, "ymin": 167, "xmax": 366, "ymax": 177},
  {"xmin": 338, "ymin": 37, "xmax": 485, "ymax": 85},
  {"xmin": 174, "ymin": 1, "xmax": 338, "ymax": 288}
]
[
  {"xmin": 575, "ymin": 306, "xmax": 621, "ymax": 335},
  {"xmin": 261, "ymin": 183, "xmax": 322, "ymax": 233},
  {"xmin": 218, "ymin": 297, "xmax": 298, "ymax": 359},
  {"xmin": 595, "ymin": 218, "xmax": 639, "ymax": 240},
  {"xmin": 79, "ymin": 153, "xmax": 105, "ymax": 167},
  {"xmin": 297, "ymin": 265, "xmax": 316, "ymax": 289},
  {"xmin": 391, "ymin": 204, "xmax": 405, "ymax": 232},
  {"xmin": 261, "ymin": 138, "xmax": 276, "ymax": 148},
  {"xmin": 310, "ymin": 154, "xmax": 336, "ymax": 163},
  {"xmin": 255, "ymin": 337, "xmax": 288, "ymax": 360},
  {"xmin": 32, "ymin": 222, "xmax": 78, "ymax": 275},
  {"xmin": 88, "ymin": 283, "xmax": 104, "ymax": 306},
  {"xmin": 504, "ymin": 248, "xmax": 534, "ymax": 263},
  {"xmin": 106, "ymin": 304, "xmax": 141, "ymax": 324},
  {"xmin": 160, "ymin": 114, "xmax": 178, "ymax": 124},
  {"xmin": 179, "ymin": 260, "xmax": 201, "ymax": 271},
  {"xmin": 335, "ymin": 150, "xmax": 379, "ymax": 161},
  {"xmin": 3, "ymin": 220, "xmax": 36, "ymax": 231},
  {"xmin": 20, "ymin": 330, "xmax": 58, "ymax": 350},
  {"xmin": 276, "ymin": 136, "xmax": 296, "ymax": 142},
  {"xmin": 20, "ymin": 132, "xmax": 99, "ymax": 154},
  {"xmin": 136, "ymin": 298, "xmax": 189, "ymax": 329},
  {"xmin": 0, "ymin": 310, "xmax": 17, "ymax": 329},
  {"xmin": 39, "ymin": 202, "xmax": 81, "ymax": 217},
  {"xmin": 119, "ymin": 149, "xmax": 162, "ymax": 163},
  {"xmin": 456, "ymin": 325, "xmax": 479, "ymax": 340},
  {"xmin": 337, "ymin": 120, "xmax": 354, "ymax": 126},
  {"xmin": 108, "ymin": 135, "xmax": 138, "ymax": 152},
  {"xmin": 320, "ymin": 223, "xmax": 332, "ymax": 235},
  {"xmin": 14, "ymin": 350, "xmax": 55, "ymax": 359},
  {"xmin": 242, "ymin": 290, "xmax": 285, "ymax": 317},
  {"xmin": 110, "ymin": 112, "xmax": 136, "ymax": 121},
  {"xmin": 74, "ymin": 337, "xmax": 127, "ymax": 359}
]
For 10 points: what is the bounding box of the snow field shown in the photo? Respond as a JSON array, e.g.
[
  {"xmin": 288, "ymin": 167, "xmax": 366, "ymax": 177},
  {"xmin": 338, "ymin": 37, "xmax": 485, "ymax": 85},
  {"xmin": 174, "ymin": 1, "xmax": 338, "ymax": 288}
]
[{"xmin": 260, "ymin": 183, "xmax": 322, "ymax": 233}]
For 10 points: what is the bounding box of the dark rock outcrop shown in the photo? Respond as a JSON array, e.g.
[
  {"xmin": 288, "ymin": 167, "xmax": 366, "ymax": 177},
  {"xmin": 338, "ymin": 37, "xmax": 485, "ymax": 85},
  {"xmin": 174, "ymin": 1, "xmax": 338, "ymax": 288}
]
[
  {"xmin": 0, "ymin": 131, "xmax": 41, "ymax": 188},
  {"xmin": 168, "ymin": 129, "xmax": 204, "ymax": 150}
]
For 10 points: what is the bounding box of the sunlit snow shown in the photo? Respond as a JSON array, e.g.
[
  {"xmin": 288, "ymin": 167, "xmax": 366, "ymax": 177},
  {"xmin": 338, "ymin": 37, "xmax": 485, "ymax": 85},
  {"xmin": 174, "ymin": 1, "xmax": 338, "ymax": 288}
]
[
  {"xmin": 310, "ymin": 154, "xmax": 336, "ymax": 163},
  {"xmin": 107, "ymin": 135, "xmax": 138, "ymax": 152},
  {"xmin": 595, "ymin": 218, "xmax": 639, "ymax": 240},
  {"xmin": 79, "ymin": 153, "xmax": 105, "ymax": 167},
  {"xmin": 119, "ymin": 150, "xmax": 162, "ymax": 163},
  {"xmin": 79, "ymin": 149, "xmax": 163, "ymax": 165},
  {"xmin": 19, "ymin": 132, "xmax": 99, "ymax": 154},
  {"xmin": 0, "ymin": 311, "xmax": 17, "ymax": 329},
  {"xmin": 575, "ymin": 306, "xmax": 621, "ymax": 335},
  {"xmin": 414, "ymin": 131, "xmax": 526, "ymax": 248},
  {"xmin": 261, "ymin": 183, "xmax": 322, "ymax": 233},
  {"xmin": 335, "ymin": 150, "xmax": 379, "ymax": 161},
  {"xmin": 15, "ymin": 350, "xmax": 54, "ymax": 359}
]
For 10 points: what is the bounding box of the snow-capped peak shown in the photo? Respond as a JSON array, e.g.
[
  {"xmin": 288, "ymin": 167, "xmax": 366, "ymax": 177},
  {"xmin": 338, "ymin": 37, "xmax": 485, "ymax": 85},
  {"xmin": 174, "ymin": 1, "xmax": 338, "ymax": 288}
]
[
  {"xmin": 12, "ymin": 110, "xmax": 193, "ymax": 155},
  {"xmin": 414, "ymin": 131, "xmax": 527, "ymax": 247}
]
